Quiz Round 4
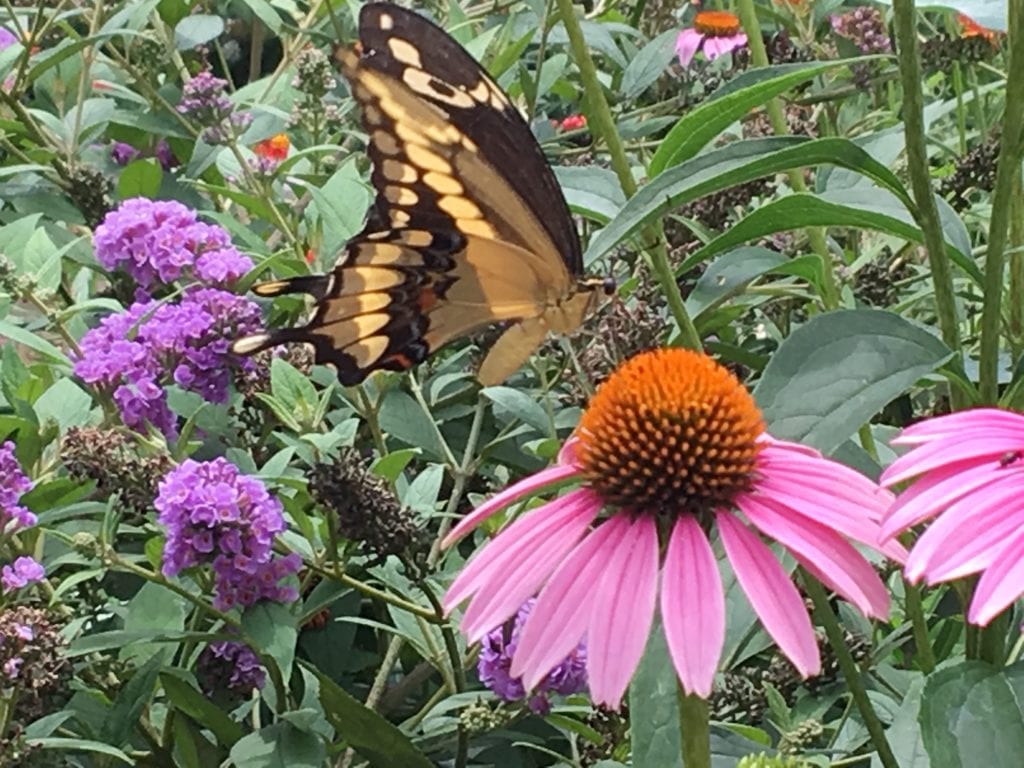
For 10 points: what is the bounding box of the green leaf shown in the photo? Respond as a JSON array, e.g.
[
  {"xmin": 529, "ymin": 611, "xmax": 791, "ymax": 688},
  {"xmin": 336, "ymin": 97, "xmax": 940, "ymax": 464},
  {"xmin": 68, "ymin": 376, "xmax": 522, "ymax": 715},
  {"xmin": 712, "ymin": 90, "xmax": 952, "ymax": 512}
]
[
  {"xmin": 372, "ymin": 449, "xmax": 421, "ymax": 483},
  {"xmin": 302, "ymin": 661, "xmax": 434, "ymax": 768},
  {"xmin": 671, "ymin": 191, "xmax": 982, "ymax": 285},
  {"xmin": 483, "ymin": 385, "xmax": 550, "ymax": 434},
  {"xmin": 120, "ymin": 582, "xmax": 189, "ymax": 665},
  {"xmin": 686, "ymin": 246, "xmax": 787, "ymax": 317},
  {"xmin": 882, "ymin": 675, "xmax": 931, "ymax": 768},
  {"xmin": 302, "ymin": 160, "xmax": 373, "ymax": 256},
  {"xmin": 270, "ymin": 357, "xmax": 319, "ymax": 425},
  {"xmin": 243, "ymin": 602, "xmax": 298, "ymax": 687},
  {"xmin": 0, "ymin": 321, "xmax": 71, "ymax": 366},
  {"xmin": 229, "ymin": 723, "xmax": 325, "ymax": 768},
  {"xmin": 33, "ymin": 378, "xmax": 93, "ymax": 432},
  {"xmin": 402, "ymin": 463, "xmax": 444, "ymax": 513},
  {"xmin": 555, "ymin": 165, "xmax": 626, "ymax": 223},
  {"xmin": 174, "ymin": 14, "xmax": 225, "ymax": 49},
  {"xmin": 586, "ymin": 136, "xmax": 913, "ymax": 264},
  {"xmin": 629, "ymin": 621, "xmax": 682, "ymax": 768},
  {"xmin": 28, "ymin": 738, "xmax": 133, "ymax": 764},
  {"xmin": 101, "ymin": 655, "xmax": 163, "ymax": 747},
  {"xmin": 117, "ymin": 159, "xmax": 162, "ymax": 199},
  {"xmin": 378, "ymin": 390, "xmax": 443, "ymax": 460},
  {"xmin": 754, "ymin": 309, "xmax": 953, "ymax": 454},
  {"xmin": 920, "ymin": 661, "xmax": 1024, "ymax": 768},
  {"xmin": 649, "ymin": 59, "xmax": 870, "ymax": 176},
  {"xmin": 161, "ymin": 672, "xmax": 245, "ymax": 747},
  {"xmin": 236, "ymin": 0, "xmax": 284, "ymax": 34},
  {"xmin": 621, "ymin": 29, "xmax": 678, "ymax": 100}
]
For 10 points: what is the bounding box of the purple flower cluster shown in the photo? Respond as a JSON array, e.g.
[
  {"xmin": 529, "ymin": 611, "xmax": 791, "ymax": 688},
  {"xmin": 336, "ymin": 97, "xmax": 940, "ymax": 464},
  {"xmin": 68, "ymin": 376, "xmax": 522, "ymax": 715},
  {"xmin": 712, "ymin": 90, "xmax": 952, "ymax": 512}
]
[
  {"xmin": 197, "ymin": 640, "xmax": 266, "ymax": 698},
  {"xmin": 110, "ymin": 140, "xmax": 179, "ymax": 171},
  {"xmin": 831, "ymin": 7, "xmax": 892, "ymax": 53},
  {"xmin": 0, "ymin": 442, "xmax": 35, "ymax": 534},
  {"xmin": 74, "ymin": 288, "xmax": 261, "ymax": 437},
  {"xmin": 178, "ymin": 70, "xmax": 254, "ymax": 145},
  {"xmin": 155, "ymin": 459, "xmax": 300, "ymax": 611},
  {"xmin": 478, "ymin": 600, "xmax": 587, "ymax": 715},
  {"xmin": 94, "ymin": 198, "xmax": 252, "ymax": 290},
  {"xmin": 1, "ymin": 621, "xmax": 33, "ymax": 680},
  {"xmin": 1, "ymin": 556, "xmax": 45, "ymax": 594}
]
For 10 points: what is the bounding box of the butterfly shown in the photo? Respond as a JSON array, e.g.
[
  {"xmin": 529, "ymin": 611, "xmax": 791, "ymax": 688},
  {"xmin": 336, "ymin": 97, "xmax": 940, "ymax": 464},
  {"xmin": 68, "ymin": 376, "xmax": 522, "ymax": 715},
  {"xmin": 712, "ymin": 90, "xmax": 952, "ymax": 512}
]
[{"xmin": 232, "ymin": 2, "xmax": 605, "ymax": 386}]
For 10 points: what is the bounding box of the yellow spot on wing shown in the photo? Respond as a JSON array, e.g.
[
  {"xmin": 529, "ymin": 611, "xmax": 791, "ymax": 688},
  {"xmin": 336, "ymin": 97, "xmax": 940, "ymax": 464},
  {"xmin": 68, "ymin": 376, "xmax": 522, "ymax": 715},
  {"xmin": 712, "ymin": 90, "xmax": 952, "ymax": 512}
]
[
  {"xmin": 388, "ymin": 38, "xmax": 423, "ymax": 68},
  {"xmin": 382, "ymin": 159, "xmax": 418, "ymax": 183},
  {"xmin": 347, "ymin": 335, "xmax": 389, "ymax": 367},
  {"xmin": 438, "ymin": 195, "xmax": 482, "ymax": 220},
  {"xmin": 457, "ymin": 219, "xmax": 496, "ymax": 238},
  {"xmin": 423, "ymin": 171, "xmax": 463, "ymax": 195},
  {"xmin": 379, "ymin": 12, "xmax": 394, "ymax": 30},
  {"xmin": 341, "ymin": 267, "xmax": 406, "ymax": 293},
  {"xmin": 403, "ymin": 68, "xmax": 475, "ymax": 109},
  {"xmin": 321, "ymin": 293, "xmax": 392, "ymax": 322},
  {"xmin": 385, "ymin": 185, "xmax": 419, "ymax": 206},
  {"xmin": 406, "ymin": 144, "xmax": 452, "ymax": 174},
  {"xmin": 373, "ymin": 130, "xmax": 401, "ymax": 155}
]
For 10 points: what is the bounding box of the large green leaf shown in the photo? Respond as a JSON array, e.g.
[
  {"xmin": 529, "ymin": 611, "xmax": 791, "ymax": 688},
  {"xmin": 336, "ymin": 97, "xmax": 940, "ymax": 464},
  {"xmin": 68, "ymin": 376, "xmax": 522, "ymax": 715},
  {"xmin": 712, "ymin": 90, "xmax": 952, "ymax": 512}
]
[
  {"xmin": 302, "ymin": 661, "xmax": 434, "ymax": 768},
  {"xmin": 100, "ymin": 656, "xmax": 164, "ymax": 747},
  {"xmin": 629, "ymin": 622, "xmax": 683, "ymax": 768},
  {"xmin": 161, "ymin": 672, "xmax": 245, "ymax": 747},
  {"xmin": 920, "ymin": 661, "xmax": 1024, "ymax": 768},
  {"xmin": 621, "ymin": 28, "xmax": 678, "ymax": 99},
  {"xmin": 585, "ymin": 136, "xmax": 912, "ymax": 265},
  {"xmin": 671, "ymin": 190, "xmax": 982, "ymax": 285},
  {"xmin": 648, "ymin": 59, "xmax": 875, "ymax": 176},
  {"xmin": 555, "ymin": 165, "xmax": 626, "ymax": 223},
  {"xmin": 754, "ymin": 309, "xmax": 953, "ymax": 453},
  {"xmin": 228, "ymin": 723, "xmax": 325, "ymax": 768}
]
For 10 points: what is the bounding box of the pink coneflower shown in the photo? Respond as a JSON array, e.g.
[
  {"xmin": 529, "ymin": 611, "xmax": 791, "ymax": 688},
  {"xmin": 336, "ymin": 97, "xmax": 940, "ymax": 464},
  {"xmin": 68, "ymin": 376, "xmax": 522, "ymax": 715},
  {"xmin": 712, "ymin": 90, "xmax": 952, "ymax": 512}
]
[
  {"xmin": 443, "ymin": 349, "xmax": 901, "ymax": 708},
  {"xmin": 675, "ymin": 11, "xmax": 748, "ymax": 68},
  {"xmin": 881, "ymin": 408, "xmax": 1024, "ymax": 626}
]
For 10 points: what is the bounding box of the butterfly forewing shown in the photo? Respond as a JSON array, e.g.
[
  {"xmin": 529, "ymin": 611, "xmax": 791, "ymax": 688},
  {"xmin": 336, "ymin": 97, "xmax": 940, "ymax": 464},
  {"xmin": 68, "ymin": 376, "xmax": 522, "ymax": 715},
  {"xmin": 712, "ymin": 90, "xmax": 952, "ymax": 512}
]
[
  {"xmin": 351, "ymin": 3, "xmax": 583, "ymax": 275},
  {"xmin": 232, "ymin": 2, "xmax": 596, "ymax": 386}
]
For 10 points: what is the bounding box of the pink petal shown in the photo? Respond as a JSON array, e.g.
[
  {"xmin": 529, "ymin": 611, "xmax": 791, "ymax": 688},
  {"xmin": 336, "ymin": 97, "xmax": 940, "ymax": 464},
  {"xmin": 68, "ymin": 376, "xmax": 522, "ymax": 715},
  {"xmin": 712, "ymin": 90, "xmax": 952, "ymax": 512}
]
[
  {"xmin": 511, "ymin": 516, "xmax": 630, "ymax": 691},
  {"xmin": 880, "ymin": 435, "xmax": 1020, "ymax": 486},
  {"xmin": 881, "ymin": 459, "xmax": 1009, "ymax": 540},
  {"xmin": 702, "ymin": 33, "xmax": 747, "ymax": 60},
  {"xmin": 969, "ymin": 528, "xmax": 1024, "ymax": 625},
  {"xmin": 920, "ymin": 503, "xmax": 1024, "ymax": 583},
  {"xmin": 742, "ymin": 477, "xmax": 906, "ymax": 563},
  {"xmin": 718, "ymin": 512, "xmax": 820, "ymax": 677},
  {"xmin": 460, "ymin": 493, "xmax": 604, "ymax": 641},
  {"xmin": 587, "ymin": 515, "xmax": 659, "ymax": 708},
  {"xmin": 740, "ymin": 495, "xmax": 889, "ymax": 619},
  {"xmin": 444, "ymin": 488, "xmax": 601, "ymax": 614},
  {"xmin": 662, "ymin": 517, "xmax": 724, "ymax": 697},
  {"xmin": 903, "ymin": 479, "xmax": 1024, "ymax": 583},
  {"xmin": 675, "ymin": 29, "xmax": 703, "ymax": 67},
  {"xmin": 442, "ymin": 463, "xmax": 582, "ymax": 547},
  {"xmin": 893, "ymin": 408, "xmax": 1024, "ymax": 443}
]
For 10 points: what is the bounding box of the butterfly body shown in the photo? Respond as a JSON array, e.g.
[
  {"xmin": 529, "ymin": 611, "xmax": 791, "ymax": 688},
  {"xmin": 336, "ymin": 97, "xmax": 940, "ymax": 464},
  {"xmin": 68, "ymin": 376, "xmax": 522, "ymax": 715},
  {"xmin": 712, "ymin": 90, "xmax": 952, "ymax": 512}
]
[{"xmin": 232, "ymin": 3, "xmax": 600, "ymax": 386}]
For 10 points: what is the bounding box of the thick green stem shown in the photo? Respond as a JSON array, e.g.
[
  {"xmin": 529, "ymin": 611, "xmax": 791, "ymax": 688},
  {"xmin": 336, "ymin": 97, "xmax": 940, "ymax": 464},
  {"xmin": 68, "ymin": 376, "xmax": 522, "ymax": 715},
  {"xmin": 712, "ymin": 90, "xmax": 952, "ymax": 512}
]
[
  {"xmin": 979, "ymin": 611, "xmax": 1008, "ymax": 665},
  {"xmin": 903, "ymin": 580, "xmax": 936, "ymax": 673},
  {"xmin": 893, "ymin": 0, "xmax": 967, "ymax": 405},
  {"xmin": 1009, "ymin": 180, "xmax": 1024, "ymax": 360},
  {"xmin": 804, "ymin": 572, "xmax": 899, "ymax": 768},
  {"xmin": 735, "ymin": 0, "xmax": 840, "ymax": 309},
  {"xmin": 554, "ymin": 0, "xmax": 701, "ymax": 350},
  {"xmin": 677, "ymin": 689, "xmax": 711, "ymax": 768},
  {"xmin": 978, "ymin": 0, "xmax": 1024, "ymax": 402}
]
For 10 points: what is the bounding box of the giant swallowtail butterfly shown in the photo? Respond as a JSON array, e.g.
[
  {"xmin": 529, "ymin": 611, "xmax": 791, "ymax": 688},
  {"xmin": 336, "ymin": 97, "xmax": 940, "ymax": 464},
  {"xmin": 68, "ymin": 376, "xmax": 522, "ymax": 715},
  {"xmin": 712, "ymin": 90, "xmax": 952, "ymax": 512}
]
[{"xmin": 232, "ymin": 2, "xmax": 603, "ymax": 386}]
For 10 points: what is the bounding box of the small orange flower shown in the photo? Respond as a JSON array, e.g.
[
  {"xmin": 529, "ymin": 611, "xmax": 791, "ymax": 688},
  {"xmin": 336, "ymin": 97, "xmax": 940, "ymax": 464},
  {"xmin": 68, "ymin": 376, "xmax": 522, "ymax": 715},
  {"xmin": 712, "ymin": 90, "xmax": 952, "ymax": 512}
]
[
  {"xmin": 959, "ymin": 14, "xmax": 998, "ymax": 42},
  {"xmin": 255, "ymin": 133, "xmax": 290, "ymax": 161},
  {"xmin": 560, "ymin": 114, "xmax": 587, "ymax": 132}
]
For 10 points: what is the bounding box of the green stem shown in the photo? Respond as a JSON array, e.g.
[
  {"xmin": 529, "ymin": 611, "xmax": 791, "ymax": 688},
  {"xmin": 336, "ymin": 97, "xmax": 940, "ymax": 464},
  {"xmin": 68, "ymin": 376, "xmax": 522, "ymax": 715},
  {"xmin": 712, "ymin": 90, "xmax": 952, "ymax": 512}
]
[
  {"xmin": 553, "ymin": 0, "xmax": 701, "ymax": 350},
  {"xmin": 803, "ymin": 571, "xmax": 899, "ymax": 768},
  {"xmin": 892, "ymin": 0, "xmax": 966, "ymax": 407},
  {"xmin": 678, "ymin": 689, "xmax": 711, "ymax": 768},
  {"xmin": 1009, "ymin": 180, "xmax": 1024, "ymax": 360},
  {"xmin": 979, "ymin": 611, "xmax": 1008, "ymax": 666},
  {"xmin": 903, "ymin": 580, "xmax": 936, "ymax": 673},
  {"xmin": 978, "ymin": 0, "xmax": 1024, "ymax": 403},
  {"xmin": 735, "ymin": 0, "xmax": 840, "ymax": 309}
]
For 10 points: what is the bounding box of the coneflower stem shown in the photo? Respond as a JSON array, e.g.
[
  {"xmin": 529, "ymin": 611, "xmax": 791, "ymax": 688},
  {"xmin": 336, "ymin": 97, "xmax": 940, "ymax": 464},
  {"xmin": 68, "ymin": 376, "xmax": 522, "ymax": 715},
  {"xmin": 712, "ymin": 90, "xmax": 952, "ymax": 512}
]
[
  {"xmin": 803, "ymin": 571, "xmax": 899, "ymax": 768},
  {"xmin": 979, "ymin": 0, "xmax": 1024, "ymax": 403},
  {"xmin": 734, "ymin": 0, "xmax": 840, "ymax": 310},
  {"xmin": 677, "ymin": 688, "xmax": 711, "ymax": 768},
  {"xmin": 903, "ymin": 580, "xmax": 936, "ymax": 673},
  {"xmin": 553, "ymin": 0, "xmax": 702, "ymax": 351},
  {"xmin": 892, "ymin": 0, "xmax": 966, "ymax": 407},
  {"xmin": 1009, "ymin": 183, "xmax": 1024, "ymax": 360}
]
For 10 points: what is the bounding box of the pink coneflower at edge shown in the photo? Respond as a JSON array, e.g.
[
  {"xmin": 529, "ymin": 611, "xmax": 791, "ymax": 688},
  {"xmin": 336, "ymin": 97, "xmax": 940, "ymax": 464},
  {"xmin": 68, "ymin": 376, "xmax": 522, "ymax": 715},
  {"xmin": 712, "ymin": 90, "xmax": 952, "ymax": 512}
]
[
  {"xmin": 881, "ymin": 408, "xmax": 1024, "ymax": 626},
  {"xmin": 676, "ymin": 10, "xmax": 748, "ymax": 68},
  {"xmin": 443, "ymin": 349, "xmax": 903, "ymax": 708}
]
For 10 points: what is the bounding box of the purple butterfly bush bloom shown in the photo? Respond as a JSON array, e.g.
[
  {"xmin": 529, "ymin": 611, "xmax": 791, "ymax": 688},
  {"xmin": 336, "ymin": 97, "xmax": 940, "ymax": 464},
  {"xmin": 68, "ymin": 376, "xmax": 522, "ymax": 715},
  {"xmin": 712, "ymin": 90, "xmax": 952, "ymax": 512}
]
[
  {"xmin": 110, "ymin": 142, "xmax": 142, "ymax": 166},
  {"xmin": 477, "ymin": 599, "xmax": 587, "ymax": 715},
  {"xmin": 73, "ymin": 287, "xmax": 261, "ymax": 437},
  {"xmin": 154, "ymin": 459, "xmax": 300, "ymax": 611},
  {"xmin": 0, "ymin": 441, "xmax": 35, "ymax": 534},
  {"xmin": 93, "ymin": 198, "xmax": 253, "ymax": 291},
  {"xmin": 2, "ymin": 556, "xmax": 45, "ymax": 594},
  {"xmin": 178, "ymin": 70, "xmax": 254, "ymax": 145},
  {"xmin": 0, "ymin": 28, "xmax": 17, "ymax": 49},
  {"xmin": 197, "ymin": 640, "xmax": 266, "ymax": 698}
]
